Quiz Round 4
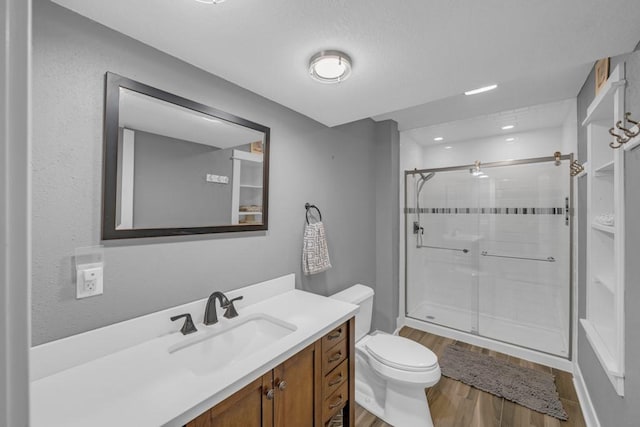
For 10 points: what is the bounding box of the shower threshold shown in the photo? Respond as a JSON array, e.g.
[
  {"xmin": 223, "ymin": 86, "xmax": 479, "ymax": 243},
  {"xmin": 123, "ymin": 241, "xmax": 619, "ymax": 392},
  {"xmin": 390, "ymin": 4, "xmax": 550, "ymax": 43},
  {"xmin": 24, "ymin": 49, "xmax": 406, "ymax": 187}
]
[{"xmin": 407, "ymin": 302, "xmax": 568, "ymax": 358}]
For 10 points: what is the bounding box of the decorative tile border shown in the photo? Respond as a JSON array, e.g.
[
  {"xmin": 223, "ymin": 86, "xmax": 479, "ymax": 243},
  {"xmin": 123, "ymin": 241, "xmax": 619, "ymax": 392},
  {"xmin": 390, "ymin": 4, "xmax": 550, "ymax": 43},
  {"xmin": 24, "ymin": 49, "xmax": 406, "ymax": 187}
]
[{"xmin": 405, "ymin": 207, "xmax": 565, "ymax": 215}]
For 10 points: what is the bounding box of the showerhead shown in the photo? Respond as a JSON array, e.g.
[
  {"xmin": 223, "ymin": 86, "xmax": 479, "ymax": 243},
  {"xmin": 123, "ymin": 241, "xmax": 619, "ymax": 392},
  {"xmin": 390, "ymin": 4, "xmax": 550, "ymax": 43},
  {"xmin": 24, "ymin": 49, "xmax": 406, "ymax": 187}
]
[
  {"xmin": 416, "ymin": 171, "xmax": 436, "ymax": 196},
  {"xmin": 419, "ymin": 172, "xmax": 436, "ymax": 182}
]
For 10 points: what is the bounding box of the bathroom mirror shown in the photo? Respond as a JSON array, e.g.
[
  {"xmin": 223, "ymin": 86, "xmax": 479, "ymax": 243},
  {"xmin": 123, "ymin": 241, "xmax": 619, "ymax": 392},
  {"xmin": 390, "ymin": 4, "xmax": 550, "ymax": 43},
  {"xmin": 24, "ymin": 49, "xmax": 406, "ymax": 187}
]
[{"xmin": 102, "ymin": 72, "xmax": 270, "ymax": 239}]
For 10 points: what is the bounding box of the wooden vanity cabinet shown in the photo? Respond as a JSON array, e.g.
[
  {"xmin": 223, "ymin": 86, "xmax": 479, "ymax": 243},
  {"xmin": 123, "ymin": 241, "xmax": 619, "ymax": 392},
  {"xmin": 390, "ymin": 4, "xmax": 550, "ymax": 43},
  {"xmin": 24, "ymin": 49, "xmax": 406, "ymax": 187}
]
[{"xmin": 185, "ymin": 318, "xmax": 355, "ymax": 427}]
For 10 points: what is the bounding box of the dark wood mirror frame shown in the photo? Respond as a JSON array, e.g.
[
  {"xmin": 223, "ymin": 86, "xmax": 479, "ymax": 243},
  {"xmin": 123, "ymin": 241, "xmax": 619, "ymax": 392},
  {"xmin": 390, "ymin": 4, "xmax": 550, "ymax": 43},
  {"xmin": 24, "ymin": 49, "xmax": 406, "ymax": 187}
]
[{"xmin": 102, "ymin": 72, "xmax": 270, "ymax": 240}]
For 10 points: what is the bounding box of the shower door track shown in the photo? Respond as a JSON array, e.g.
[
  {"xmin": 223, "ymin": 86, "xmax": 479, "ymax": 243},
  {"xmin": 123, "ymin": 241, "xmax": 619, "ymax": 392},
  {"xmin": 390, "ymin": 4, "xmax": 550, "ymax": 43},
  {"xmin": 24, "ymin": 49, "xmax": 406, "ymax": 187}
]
[
  {"xmin": 403, "ymin": 153, "xmax": 575, "ymax": 360},
  {"xmin": 405, "ymin": 153, "xmax": 573, "ymax": 177}
]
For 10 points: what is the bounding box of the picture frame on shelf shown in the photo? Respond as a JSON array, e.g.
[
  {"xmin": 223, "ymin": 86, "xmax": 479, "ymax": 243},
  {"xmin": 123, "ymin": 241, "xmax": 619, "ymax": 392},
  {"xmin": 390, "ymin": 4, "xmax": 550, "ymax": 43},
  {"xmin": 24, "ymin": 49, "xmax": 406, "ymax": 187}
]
[
  {"xmin": 595, "ymin": 57, "xmax": 610, "ymax": 95},
  {"xmin": 250, "ymin": 140, "xmax": 263, "ymax": 154}
]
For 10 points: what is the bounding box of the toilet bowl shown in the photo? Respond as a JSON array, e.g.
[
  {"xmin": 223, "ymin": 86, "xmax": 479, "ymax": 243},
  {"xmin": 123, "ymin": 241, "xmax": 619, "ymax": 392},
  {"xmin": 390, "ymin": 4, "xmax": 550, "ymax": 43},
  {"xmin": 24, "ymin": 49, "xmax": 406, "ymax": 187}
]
[{"xmin": 330, "ymin": 285, "xmax": 441, "ymax": 427}]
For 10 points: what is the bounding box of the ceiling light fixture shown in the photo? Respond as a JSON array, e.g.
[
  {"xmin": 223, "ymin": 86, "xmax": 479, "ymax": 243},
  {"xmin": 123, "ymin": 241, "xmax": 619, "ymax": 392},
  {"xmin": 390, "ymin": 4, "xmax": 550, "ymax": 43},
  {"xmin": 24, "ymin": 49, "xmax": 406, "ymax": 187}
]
[
  {"xmin": 194, "ymin": 0, "xmax": 226, "ymax": 4},
  {"xmin": 444, "ymin": 146, "xmax": 452, "ymax": 150},
  {"xmin": 464, "ymin": 84, "xmax": 498, "ymax": 96},
  {"xmin": 501, "ymin": 125, "xmax": 515, "ymax": 130},
  {"xmin": 309, "ymin": 50, "xmax": 352, "ymax": 84},
  {"xmin": 433, "ymin": 137, "xmax": 444, "ymax": 141},
  {"xmin": 505, "ymin": 137, "xmax": 515, "ymax": 142}
]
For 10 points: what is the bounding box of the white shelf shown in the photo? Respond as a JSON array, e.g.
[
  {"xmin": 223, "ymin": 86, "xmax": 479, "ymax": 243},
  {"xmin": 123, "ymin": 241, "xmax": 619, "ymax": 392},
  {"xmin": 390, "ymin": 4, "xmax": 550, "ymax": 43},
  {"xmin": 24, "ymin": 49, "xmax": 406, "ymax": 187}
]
[
  {"xmin": 591, "ymin": 222, "xmax": 615, "ymax": 234},
  {"xmin": 231, "ymin": 150, "xmax": 263, "ymax": 163},
  {"xmin": 582, "ymin": 65, "xmax": 625, "ymax": 126},
  {"xmin": 594, "ymin": 275, "xmax": 615, "ymax": 294},
  {"xmin": 624, "ymin": 131, "xmax": 640, "ymax": 151},
  {"xmin": 594, "ymin": 160, "xmax": 615, "ymax": 175},
  {"xmin": 230, "ymin": 149, "xmax": 265, "ymax": 225},
  {"xmin": 583, "ymin": 61, "xmax": 626, "ymax": 397},
  {"xmin": 580, "ymin": 319, "xmax": 625, "ymax": 395}
]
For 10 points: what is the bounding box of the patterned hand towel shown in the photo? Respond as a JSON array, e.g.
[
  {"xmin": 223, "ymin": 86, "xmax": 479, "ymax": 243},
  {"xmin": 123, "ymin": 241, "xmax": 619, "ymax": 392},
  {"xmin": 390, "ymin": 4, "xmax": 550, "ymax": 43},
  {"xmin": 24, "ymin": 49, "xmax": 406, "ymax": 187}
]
[{"xmin": 302, "ymin": 221, "xmax": 332, "ymax": 275}]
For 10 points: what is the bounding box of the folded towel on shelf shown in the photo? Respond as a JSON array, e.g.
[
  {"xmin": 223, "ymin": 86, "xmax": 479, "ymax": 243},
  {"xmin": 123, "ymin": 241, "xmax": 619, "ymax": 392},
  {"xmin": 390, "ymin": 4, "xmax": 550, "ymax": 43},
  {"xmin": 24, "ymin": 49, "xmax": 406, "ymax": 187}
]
[
  {"xmin": 302, "ymin": 221, "xmax": 332, "ymax": 275},
  {"xmin": 595, "ymin": 213, "xmax": 614, "ymax": 226}
]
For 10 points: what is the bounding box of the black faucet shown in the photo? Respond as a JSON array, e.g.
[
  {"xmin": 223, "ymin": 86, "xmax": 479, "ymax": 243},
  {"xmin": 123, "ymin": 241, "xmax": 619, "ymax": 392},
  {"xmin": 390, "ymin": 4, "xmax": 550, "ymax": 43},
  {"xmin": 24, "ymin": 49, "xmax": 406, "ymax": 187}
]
[
  {"xmin": 170, "ymin": 313, "xmax": 197, "ymax": 335},
  {"xmin": 204, "ymin": 291, "xmax": 244, "ymax": 325}
]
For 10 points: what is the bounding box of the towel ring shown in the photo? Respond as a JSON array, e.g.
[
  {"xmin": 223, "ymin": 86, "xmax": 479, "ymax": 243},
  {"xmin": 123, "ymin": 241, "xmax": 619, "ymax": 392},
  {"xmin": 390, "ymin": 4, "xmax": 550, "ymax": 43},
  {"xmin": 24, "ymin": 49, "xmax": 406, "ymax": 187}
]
[{"xmin": 305, "ymin": 203, "xmax": 322, "ymax": 224}]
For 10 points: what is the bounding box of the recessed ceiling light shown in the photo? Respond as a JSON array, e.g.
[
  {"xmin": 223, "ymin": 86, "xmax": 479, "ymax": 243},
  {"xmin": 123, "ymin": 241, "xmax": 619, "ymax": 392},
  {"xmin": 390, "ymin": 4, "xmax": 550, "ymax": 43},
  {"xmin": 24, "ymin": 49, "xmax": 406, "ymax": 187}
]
[
  {"xmin": 464, "ymin": 84, "xmax": 498, "ymax": 96},
  {"xmin": 309, "ymin": 51, "xmax": 352, "ymax": 84},
  {"xmin": 506, "ymin": 137, "xmax": 515, "ymax": 142},
  {"xmin": 194, "ymin": 0, "xmax": 226, "ymax": 3},
  {"xmin": 444, "ymin": 146, "xmax": 452, "ymax": 150},
  {"xmin": 501, "ymin": 125, "xmax": 515, "ymax": 130},
  {"xmin": 433, "ymin": 137, "xmax": 444, "ymax": 141}
]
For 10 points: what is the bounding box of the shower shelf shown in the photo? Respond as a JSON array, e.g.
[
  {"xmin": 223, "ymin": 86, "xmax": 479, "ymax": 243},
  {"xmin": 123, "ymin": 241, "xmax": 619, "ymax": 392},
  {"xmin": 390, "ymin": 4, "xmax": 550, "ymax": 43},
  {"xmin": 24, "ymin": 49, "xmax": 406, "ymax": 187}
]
[{"xmin": 591, "ymin": 222, "xmax": 615, "ymax": 234}]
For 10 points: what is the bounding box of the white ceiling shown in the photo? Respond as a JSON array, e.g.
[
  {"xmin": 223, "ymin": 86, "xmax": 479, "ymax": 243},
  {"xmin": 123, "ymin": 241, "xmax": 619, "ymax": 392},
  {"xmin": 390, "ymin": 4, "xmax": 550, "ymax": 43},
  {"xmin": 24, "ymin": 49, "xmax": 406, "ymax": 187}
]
[
  {"xmin": 51, "ymin": 0, "xmax": 640, "ymax": 128},
  {"xmin": 119, "ymin": 88, "xmax": 264, "ymax": 149},
  {"xmin": 402, "ymin": 99, "xmax": 575, "ymax": 147}
]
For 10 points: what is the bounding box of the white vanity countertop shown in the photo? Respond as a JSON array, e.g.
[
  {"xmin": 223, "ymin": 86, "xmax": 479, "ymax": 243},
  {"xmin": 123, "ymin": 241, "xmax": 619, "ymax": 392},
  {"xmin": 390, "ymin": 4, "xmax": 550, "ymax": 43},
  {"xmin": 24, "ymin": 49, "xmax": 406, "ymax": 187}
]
[{"xmin": 30, "ymin": 274, "xmax": 358, "ymax": 427}]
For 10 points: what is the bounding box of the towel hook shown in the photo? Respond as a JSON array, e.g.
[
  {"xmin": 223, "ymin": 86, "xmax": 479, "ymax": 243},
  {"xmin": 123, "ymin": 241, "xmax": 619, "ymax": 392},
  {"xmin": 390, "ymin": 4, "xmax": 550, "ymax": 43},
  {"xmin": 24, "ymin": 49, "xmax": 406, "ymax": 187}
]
[{"xmin": 305, "ymin": 203, "xmax": 322, "ymax": 224}]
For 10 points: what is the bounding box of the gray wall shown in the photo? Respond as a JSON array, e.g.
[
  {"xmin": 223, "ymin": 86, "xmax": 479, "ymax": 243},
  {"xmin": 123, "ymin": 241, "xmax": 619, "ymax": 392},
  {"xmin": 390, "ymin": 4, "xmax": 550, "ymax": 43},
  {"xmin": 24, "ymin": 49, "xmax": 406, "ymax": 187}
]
[
  {"xmin": 32, "ymin": 0, "xmax": 398, "ymax": 345},
  {"xmin": 576, "ymin": 49, "xmax": 640, "ymax": 426},
  {"xmin": 374, "ymin": 121, "xmax": 400, "ymax": 332},
  {"xmin": 132, "ymin": 131, "xmax": 232, "ymax": 228}
]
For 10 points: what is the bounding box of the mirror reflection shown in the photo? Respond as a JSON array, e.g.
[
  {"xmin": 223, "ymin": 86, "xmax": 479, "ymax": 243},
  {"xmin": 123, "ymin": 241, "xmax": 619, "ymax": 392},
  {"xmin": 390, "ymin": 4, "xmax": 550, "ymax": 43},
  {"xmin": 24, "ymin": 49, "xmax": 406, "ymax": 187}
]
[{"xmin": 103, "ymin": 73, "xmax": 270, "ymax": 239}]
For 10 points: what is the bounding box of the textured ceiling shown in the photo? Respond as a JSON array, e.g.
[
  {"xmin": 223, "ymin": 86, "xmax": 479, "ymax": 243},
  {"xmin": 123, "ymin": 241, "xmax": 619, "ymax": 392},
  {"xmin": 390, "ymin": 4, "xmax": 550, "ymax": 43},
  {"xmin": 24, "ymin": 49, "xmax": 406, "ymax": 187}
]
[
  {"xmin": 402, "ymin": 99, "xmax": 576, "ymax": 147},
  {"xmin": 51, "ymin": 0, "xmax": 640, "ymax": 127}
]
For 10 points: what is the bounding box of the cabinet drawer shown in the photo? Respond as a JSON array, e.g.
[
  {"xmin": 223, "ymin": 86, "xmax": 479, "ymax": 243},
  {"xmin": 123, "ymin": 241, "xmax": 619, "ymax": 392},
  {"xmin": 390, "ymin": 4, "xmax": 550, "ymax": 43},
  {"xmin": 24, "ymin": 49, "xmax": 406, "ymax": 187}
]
[
  {"xmin": 322, "ymin": 381, "xmax": 348, "ymax": 422},
  {"xmin": 322, "ymin": 323, "xmax": 347, "ymax": 352},
  {"xmin": 323, "ymin": 359, "xmax": 348, "ymax": 398},
  {"xmin": 322, "ymin": 338, "xmax": 347, "ymax": 374}
]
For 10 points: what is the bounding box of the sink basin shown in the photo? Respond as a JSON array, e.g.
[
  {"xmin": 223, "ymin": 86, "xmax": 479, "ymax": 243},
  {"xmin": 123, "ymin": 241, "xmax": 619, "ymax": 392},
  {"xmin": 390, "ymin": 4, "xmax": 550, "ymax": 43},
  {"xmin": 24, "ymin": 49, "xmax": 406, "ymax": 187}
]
[{"xmin": 168, "ymin": 313, "xmax": 297, "ymax": 376}]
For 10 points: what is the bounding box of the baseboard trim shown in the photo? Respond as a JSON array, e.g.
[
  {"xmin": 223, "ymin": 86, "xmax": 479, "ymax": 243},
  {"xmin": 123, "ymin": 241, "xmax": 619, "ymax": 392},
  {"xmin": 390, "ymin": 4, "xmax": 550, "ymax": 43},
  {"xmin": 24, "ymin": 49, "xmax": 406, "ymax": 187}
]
[{"xmin": 573, "ymin": 363, "xmax": 601, "ymax": 427}]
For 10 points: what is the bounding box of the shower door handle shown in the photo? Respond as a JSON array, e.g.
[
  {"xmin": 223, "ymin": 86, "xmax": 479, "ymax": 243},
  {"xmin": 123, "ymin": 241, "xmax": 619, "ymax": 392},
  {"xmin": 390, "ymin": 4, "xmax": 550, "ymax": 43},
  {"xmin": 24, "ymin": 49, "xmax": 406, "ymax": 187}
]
[
  {"xmin": 417, "ymin": 245, "xmax": 469, "ymax": 253},
  {"xmin": 480, "ymin": 251, "xmax": 555, "ymax": 262}
]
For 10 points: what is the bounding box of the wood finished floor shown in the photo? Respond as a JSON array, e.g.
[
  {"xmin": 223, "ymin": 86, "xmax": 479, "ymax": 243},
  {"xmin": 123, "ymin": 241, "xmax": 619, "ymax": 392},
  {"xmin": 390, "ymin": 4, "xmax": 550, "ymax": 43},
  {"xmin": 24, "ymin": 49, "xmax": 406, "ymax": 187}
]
[{"xmin": 354, "ymin": 327, "xmax": 586, "ymax": 427}]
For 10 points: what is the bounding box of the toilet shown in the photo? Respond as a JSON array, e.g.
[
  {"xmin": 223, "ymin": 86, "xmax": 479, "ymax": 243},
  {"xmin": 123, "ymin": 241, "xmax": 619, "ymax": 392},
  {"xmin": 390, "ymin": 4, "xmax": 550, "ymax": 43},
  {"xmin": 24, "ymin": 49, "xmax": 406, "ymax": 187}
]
[{"xmin": 331, "ymin": 284, "xmax": 440, "ymax": 427}]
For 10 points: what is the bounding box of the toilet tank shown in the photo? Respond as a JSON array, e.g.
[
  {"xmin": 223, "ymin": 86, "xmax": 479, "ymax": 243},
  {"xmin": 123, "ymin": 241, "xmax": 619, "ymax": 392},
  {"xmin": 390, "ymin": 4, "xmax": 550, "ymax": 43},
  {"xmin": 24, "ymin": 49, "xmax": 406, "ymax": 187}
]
[{"xmin": 330, "ymin": 284, "xmax": 374, "ymax": 342}]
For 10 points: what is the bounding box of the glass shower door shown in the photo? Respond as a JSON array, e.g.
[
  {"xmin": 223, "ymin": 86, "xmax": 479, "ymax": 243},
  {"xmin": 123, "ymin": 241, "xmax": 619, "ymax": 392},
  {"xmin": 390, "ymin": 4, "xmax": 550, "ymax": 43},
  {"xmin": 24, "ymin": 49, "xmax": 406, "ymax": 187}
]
[
  {"xmin": 405, "ymin": 168, "xmax": 480, "ymax": 334},
  {"xmin": 476, "ymin": 160, "xmax": 571, "ymax": 357},
  {"xmin": 404, "ymin": 157, "xmax": 571, "ymax": 358}
]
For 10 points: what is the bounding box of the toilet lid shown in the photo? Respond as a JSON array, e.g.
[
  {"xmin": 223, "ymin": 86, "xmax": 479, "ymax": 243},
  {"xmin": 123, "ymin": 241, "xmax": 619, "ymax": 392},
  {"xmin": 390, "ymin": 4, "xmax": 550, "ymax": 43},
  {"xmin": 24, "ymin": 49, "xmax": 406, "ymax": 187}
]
[{"xmin": 365, "ymin": 335, "xmax": 438, "ymax": 372}]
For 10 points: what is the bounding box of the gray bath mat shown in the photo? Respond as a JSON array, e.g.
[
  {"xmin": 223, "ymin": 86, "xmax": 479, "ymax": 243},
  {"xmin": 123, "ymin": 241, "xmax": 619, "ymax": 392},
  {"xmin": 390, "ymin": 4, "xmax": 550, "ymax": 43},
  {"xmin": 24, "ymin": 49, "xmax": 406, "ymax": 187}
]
[{"xmin": 440, "ymin": 344, "xmax": 568, "ymax": 420}]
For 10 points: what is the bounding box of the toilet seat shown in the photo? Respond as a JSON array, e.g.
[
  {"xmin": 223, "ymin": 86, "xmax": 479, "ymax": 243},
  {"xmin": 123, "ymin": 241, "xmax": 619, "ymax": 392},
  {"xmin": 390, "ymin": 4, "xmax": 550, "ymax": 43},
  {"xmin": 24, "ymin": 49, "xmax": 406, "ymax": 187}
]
[
  {"xmin": 357, "ymin": 334, "xmax": 441, "ymax": 386},
  {"xmin": 365, "ymin": 334, "xmax": 438, "ymax": 371}
]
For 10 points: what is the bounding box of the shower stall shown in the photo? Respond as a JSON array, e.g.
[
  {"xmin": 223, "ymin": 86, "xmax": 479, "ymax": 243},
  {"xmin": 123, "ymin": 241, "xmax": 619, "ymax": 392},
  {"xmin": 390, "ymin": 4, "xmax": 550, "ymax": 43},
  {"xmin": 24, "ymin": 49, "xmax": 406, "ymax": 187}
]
[{"xmin": 404, "ymin": 155, "xmax": 572, "ymax": 358}]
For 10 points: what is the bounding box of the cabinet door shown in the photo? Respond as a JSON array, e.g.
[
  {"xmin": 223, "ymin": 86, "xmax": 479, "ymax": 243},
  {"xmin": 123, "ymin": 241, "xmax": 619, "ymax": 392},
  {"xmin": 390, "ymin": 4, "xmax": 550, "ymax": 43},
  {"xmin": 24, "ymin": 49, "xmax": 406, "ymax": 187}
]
[
  {"xmin": 273, "ymin": 342, "xmax": 322, "ymax": 427},
  {"xmin": 193, "ymin": 374, "xmax": 273, "ymax": 427}
]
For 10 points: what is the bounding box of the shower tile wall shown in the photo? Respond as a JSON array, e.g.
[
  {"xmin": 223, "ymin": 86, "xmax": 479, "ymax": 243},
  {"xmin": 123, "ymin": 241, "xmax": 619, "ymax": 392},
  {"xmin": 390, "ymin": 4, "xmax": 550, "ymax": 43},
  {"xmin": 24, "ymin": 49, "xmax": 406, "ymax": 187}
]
[{"xmin": 406, "ymin": 161, "xmax": 571, "ymax": 357}]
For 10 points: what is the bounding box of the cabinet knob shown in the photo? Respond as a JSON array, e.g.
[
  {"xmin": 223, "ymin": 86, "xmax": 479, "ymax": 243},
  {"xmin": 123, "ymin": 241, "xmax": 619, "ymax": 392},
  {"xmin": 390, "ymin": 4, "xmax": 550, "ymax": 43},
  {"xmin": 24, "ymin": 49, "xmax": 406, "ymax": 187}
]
[
  {"xmin": 328, "ymin": 374, "xmax": 343, "ymax": 386},
  {"xmin": 265, "ymin": 388, "xmax": 275, "ymax": 400},
  {"xmin": 329, "ymin": 394, "xmax": 344, "ymax": 409},
  {"xmin": 277, "ymin": 380, "xmax": 287, "ymax": 391},
  {"xmin": 328, "ymin": 351, "xmax": 342, "ymax": 362}
]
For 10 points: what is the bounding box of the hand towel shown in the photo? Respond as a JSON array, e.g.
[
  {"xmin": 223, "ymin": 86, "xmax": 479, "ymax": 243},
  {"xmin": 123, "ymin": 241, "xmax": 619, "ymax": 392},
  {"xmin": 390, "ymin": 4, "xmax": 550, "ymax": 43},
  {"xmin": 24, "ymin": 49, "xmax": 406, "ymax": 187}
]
[{"xmin": 302, "ymin": 221, "xmax": 332, "ymax": 275}]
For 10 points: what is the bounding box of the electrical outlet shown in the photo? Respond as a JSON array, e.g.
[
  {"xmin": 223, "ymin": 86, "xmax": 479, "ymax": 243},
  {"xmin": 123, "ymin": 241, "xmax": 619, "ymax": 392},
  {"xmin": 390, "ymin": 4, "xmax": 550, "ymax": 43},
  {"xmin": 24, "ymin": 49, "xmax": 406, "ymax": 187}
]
[
  {"xmin": 206, "ymin": 174, "xmax": 229, "ymax": 184},
  {"xmin": 76, "ymin": 265, "xmax": 103, "ymax": 299}
]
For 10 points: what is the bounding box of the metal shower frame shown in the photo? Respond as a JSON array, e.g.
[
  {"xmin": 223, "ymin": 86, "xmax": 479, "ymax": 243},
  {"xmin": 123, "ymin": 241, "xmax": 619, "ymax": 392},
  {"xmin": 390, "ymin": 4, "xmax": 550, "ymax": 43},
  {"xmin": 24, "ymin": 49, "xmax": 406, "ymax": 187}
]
[{"xmin": 403, "ymin": 153, "xmax": 575, "ymax": 360}]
